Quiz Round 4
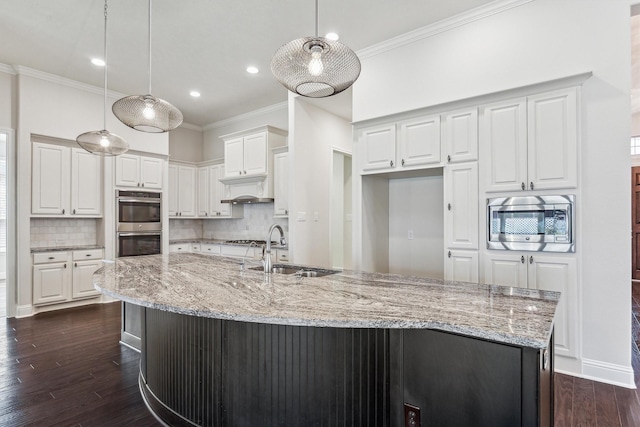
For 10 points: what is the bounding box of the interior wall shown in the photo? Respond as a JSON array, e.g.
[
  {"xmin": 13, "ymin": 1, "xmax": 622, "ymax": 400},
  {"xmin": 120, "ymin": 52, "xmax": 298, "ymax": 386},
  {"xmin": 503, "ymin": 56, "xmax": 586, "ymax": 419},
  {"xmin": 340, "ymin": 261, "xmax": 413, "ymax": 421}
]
[
  {"xmin": 289, "ymin": 96, "xmax": 352, "ymax": 268},
  {"xmin": 389, "ymin": 175, "xmax": 444, "ymax": 279},
  {"xmin": 0, "ymin": 70, "xmax": 16, "ymax": 129},
  {"xmin": 202, "ymin": 104, "xmax": 288, "ymax": 160},
  {"xmin": 352, "ymin": 0, "xmax": 631, "ymax": 386},
  {"xmin": 343, "ymin": 156, "xmax": 353, "ymax": 270},
  {"xmin": 169, "ymin": 127, "xmax": 203, "ymax": 162}
]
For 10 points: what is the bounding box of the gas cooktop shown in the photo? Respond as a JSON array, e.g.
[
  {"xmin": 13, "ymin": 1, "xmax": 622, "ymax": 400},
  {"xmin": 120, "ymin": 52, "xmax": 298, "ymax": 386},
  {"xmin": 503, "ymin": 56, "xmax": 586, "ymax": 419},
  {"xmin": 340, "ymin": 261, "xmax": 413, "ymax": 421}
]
[{"xmin": 224, "ymin": 240, "xmax": 277, "ymax": 245}]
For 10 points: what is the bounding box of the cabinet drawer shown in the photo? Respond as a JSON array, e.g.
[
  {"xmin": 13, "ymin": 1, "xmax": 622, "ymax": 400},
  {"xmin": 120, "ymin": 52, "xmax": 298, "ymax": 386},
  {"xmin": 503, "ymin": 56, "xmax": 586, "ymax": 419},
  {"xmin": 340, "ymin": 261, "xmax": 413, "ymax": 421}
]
[
  {"xmin": 276, "ymin": 250, "xmax": 289, "ymax": 263},
  {"xmin": 201, "ymin": 244, "xmax": 221, "ymax": 255},
  {"xmin": 73, "ymin": 249, "xmax": 103, "ymax": 261},
  {"xmin": 34, "ymin": 252, "xmax": 70, "ymax": 264},
  {"xmin": 191, "ymin": 243, "xmax": 201, "ymax": 252}
]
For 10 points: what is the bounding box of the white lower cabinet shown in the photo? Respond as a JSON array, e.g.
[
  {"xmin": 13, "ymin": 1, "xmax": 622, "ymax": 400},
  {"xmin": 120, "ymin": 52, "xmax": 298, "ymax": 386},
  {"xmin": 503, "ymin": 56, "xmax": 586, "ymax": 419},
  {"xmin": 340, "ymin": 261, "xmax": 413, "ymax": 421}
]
[
  {"xmin": 200, "ymin": 243, "xmax": 221, "ymax": 255},
  {"xmin": 483, "ymin": 252, "xmax": 577, "ymax": 359},
  {"xmin": 33, "ymin": 249, "xmax": 103, "ymax": 306},
  {"xmin": 444, "ymin": 249, "xmax": 478, "ymax": 283},
  {"xmin": 169, "ymin": 243, "xmax": 191, "ymax": 253}
]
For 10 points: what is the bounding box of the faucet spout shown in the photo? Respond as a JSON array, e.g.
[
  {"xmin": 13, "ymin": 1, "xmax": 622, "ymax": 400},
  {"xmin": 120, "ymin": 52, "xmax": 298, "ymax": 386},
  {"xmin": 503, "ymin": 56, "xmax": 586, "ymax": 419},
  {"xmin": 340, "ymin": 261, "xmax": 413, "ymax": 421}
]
[{"xmin": 265, "ymin": 224, "xmax": 286, "ymax": 273}]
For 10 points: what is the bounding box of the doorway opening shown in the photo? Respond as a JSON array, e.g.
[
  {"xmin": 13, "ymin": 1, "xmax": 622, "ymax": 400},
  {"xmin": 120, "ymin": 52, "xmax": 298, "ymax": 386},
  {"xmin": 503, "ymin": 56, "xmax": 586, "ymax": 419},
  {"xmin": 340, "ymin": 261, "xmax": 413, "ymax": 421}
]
[{"xmin": 330, "ymin": 150, "xmax": 352, "ymax": 270}]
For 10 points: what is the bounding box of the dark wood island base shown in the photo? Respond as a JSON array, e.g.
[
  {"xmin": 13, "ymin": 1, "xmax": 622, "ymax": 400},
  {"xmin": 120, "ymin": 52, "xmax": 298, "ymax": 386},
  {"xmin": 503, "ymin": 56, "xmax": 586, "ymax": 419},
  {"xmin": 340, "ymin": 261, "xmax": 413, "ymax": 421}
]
[{"xmin": 137, "ymin": 307, "xmax": 553, "ymax": 427}]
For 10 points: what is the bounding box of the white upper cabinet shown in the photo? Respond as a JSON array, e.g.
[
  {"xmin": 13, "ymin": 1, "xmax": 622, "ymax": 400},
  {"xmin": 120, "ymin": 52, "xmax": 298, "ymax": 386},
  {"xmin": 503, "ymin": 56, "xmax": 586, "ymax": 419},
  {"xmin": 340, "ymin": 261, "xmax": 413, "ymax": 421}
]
[
  {"xmin": 115, "ymin": 154, "xmax": 163, "ymax": 189},
  {"xmin": 224, "ymin": 137, "xmax": 245, "ymax": 177},
  {"xmin": 397, "ymin": 115, "xmax": 441, "ymax": 168},
  {"xmin": 443, "ymin": 107, "xmax": 478, "ymax": 163},
  {"xmin": 480, "ymin": 98, "xmax": 528, "ymax": 192},
  {"xmin": 197, "ymin": 166, "xmax": 209, "ymax": 217},
  {"xmin": 273, "ymin": 148, "xmax": 289, "ymax": 217},
  {"xmin": 195, "ymin": 163, "xmax": 242, "ymax": 218},
  {"xmin": 359, "ymin": 124, "xmax": 397, "ymax": 172},
  {"xmin": 32, "ymin": 143, "xmax": 102, "ymax": 217},
  {"xmin": 527, "ymin": 88, "xmax": 578, "ymax": 191},
  {"xmin": 444, "ymin": 162, "xmax": 479, "ymax": 250},
  {"xmin": 223, "ymin": 131, "xmax": 271, "ymax": 178},
  {"xmin": 168, "ymin": 163, "xmax": 196, "ymax": 217},
  {"xmin": 481, "ymin": 87, "xmax": 578, "ymax": 192}
]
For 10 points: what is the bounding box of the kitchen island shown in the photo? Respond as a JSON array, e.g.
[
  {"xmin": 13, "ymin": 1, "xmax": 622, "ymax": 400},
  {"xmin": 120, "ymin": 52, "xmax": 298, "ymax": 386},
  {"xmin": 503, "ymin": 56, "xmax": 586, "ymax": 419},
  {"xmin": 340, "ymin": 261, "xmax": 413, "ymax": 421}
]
[{"xmin": 94, "ymin": 253, "xmax": 558, "ymax": 427}]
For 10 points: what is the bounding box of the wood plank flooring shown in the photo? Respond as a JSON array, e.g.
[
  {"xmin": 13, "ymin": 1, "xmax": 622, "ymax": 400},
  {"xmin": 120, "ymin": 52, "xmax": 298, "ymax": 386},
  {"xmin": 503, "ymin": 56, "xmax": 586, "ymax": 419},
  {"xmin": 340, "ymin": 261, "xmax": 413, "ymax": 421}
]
[{"xmin": 1, "ymin": 296, "xmax": 640, "ymax": 426}]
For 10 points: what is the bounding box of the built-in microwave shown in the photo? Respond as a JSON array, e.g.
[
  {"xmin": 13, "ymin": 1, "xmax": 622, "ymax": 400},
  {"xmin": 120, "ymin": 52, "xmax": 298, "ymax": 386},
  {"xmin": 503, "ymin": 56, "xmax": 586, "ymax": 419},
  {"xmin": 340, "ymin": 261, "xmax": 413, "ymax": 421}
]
[{"xmin": 487, "ymin": 195, "xmax": 574, "ymax": 252}]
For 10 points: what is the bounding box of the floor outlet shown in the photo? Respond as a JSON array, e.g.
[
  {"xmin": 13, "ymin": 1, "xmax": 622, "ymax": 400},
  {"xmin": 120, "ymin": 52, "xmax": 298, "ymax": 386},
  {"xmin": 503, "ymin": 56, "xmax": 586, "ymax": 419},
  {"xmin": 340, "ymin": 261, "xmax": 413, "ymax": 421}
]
[{"xmin": 404, "ymin": 403, "xmax": 420, "ymax": 427}]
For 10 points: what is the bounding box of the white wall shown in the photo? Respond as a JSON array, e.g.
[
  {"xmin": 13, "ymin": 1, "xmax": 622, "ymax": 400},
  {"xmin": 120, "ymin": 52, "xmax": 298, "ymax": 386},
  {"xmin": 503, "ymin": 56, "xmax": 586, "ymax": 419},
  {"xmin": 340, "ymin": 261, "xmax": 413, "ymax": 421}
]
[
  {"xmin": 289, "ymin": 95, "xmax": 352, "ymax": 268},
  {"xmin": 352, "ymin": 0, "xmax": 632, "ymax": 386},
  {"xmin": 203, "ymin": 104, "xmax": 288, "ymax": 160},
  {"xmin": 0, "ymin": 70, "xmax": 16, "ymax": 129},
  {"xmin": 169, "ymin": 126, "xmax": 203, "ymax": 162}
]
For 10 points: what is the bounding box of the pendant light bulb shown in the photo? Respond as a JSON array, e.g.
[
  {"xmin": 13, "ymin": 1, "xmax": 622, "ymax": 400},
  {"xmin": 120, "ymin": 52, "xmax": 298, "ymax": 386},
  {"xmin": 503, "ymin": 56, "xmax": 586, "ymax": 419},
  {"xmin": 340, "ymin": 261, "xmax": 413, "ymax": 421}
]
[
  {"xmin": 100, "ymin": 135, "xmax": 110, "ymax": 147},
  {"xmin": 308, "ymin": 47, "xmax": 324, "ymax": 77},
  {"xmin": 142, "ymin": 102, "xmax": 156, "ymax": 120}
]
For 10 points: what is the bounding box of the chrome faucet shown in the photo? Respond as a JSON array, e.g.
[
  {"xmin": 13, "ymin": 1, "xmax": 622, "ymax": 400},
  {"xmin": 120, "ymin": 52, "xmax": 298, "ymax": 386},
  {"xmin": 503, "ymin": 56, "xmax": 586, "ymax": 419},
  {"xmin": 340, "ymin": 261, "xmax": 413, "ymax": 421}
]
[{"xmin": 264, "ymin": 224, "xmax": 286, "ymax": 273}]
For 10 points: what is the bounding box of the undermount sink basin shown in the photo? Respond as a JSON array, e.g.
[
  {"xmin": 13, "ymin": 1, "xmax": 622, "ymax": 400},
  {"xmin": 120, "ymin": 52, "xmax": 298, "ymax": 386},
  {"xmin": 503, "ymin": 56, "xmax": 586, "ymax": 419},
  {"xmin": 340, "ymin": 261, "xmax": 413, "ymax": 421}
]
[{"xmin": 249, "ymin": 264, "xmax": 339, "ymax": 277}]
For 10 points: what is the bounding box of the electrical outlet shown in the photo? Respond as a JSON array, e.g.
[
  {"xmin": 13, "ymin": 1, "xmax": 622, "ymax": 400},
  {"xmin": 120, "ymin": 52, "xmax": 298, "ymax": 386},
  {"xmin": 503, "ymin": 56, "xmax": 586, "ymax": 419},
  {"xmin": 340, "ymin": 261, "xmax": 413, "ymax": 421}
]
[
  {"xmin": 408, "ymin": 230, "xmax": 414, "ymax": 240},
  {"xmin": 297, "ymin": 212, "xmax": 306, "ymax": 222},
  {"xmin": 313, "ymin": 211, "xmax": 319, "ymax": 222},
  {"xmin": 404, "ymin": 403, "xmax": 420, "ymax": 427}
]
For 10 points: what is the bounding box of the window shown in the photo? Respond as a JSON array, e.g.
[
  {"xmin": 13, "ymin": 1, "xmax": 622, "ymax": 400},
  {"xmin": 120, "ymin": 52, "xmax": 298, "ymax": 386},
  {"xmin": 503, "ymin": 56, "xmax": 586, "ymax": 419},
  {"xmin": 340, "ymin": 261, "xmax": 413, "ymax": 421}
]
[{"xmin": 631, "ymin": 136, "xmax": 640, "ymax": 155}]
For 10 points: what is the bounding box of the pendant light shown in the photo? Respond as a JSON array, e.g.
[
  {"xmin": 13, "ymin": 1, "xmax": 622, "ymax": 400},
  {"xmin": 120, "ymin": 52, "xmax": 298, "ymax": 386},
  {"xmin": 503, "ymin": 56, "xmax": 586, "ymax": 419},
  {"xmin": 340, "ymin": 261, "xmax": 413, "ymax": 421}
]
[
  {"xmin": 270, "ymin": 0, "xmax": 361, "ymax": 98},
  {"xmin": 76, "ymin": 0, "xmax": 129, "ymax": 156},
  {"xmin": 112, "ymin": 0, "xmax": 183, "ymax": 133}
]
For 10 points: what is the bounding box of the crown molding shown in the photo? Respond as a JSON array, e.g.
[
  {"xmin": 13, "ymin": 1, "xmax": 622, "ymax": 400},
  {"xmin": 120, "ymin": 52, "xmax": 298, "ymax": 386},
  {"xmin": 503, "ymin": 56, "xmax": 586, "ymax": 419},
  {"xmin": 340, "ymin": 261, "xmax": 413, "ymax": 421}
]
[
  {"xmin": 203, "ymin": 101, "xmax": 288, "ymax": 131},
  {"xmin": 12, "ymin": 65, "xmax": 126, "ymax": 99},
  {"xmin": 179, "ymin": 122, "xmax": 203, "ymax": 132},
  {"xmin": 357, "ymin": 0, "xmax": 534, "ymax": 59},
  {"xmin": 0, "ymin": 63, "xmax": 17, "ymax": 75}
]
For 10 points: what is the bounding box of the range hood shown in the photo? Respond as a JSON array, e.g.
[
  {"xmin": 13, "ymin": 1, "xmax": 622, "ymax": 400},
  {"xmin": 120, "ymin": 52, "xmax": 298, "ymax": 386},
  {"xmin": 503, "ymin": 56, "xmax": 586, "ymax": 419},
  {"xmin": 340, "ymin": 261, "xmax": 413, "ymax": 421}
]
[{"xmin": 220, "ymin": 195, "xmax": 274, "ymax": 204}]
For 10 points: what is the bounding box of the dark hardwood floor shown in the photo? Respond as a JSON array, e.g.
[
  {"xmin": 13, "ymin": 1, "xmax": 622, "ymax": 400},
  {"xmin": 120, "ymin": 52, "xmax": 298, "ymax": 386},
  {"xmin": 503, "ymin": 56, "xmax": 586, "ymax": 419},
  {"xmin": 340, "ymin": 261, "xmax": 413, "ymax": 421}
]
[{"xmin": 2, "ymin": 294, "xmax": 640, "ymax": 426}]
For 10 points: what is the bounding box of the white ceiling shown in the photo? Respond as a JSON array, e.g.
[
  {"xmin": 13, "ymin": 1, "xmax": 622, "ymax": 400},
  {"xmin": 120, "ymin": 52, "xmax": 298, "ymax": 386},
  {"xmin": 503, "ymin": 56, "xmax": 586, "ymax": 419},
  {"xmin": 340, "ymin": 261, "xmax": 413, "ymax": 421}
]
[{"xmin": 0, "ymin": 0, "xmax": 493, "ymax": 127}]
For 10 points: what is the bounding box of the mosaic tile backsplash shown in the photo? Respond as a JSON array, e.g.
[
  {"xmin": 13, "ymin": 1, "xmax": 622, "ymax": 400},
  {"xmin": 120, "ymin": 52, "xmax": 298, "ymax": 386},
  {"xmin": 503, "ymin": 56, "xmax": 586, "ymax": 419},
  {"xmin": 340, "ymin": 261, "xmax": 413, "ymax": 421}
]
[
  {"xmin": 31, "ymin": 218, "xmax": 97, "ymax": 248},
  {"xmin": 169, "ymin": 203, "xmax": 288, "ymax": 241}
]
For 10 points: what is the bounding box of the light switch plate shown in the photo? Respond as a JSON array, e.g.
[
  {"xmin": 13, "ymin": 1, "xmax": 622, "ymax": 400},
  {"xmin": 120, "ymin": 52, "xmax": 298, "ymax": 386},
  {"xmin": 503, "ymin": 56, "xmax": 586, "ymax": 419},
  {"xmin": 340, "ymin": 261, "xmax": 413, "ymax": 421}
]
[{"xmin": 297, "ymin": 212, "xmax": 306, "ymax": 222}]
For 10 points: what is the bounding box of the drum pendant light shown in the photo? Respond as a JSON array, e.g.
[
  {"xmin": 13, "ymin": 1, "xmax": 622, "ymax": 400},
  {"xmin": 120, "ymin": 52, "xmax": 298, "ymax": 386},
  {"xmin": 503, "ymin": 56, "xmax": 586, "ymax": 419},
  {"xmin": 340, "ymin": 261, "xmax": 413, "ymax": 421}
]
[
  {"xmin": 112, "ymin": 0, "xmax": 183, "ymax": 132},
  {"xmin": 76, "ymin": 0, "xmax": 129, "ymax": 156},
  {"xmin": 270, "ymin": 0, "xmax": 361, "ymax": 98}
]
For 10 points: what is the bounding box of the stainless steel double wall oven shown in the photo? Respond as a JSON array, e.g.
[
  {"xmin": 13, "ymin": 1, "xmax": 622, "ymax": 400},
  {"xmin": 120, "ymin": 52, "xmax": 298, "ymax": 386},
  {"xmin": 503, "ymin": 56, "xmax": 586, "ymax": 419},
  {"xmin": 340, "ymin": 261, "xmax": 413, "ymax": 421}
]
[{"xmin": 116, "ymin": 190, "xmax": 162, "ymax": 257}]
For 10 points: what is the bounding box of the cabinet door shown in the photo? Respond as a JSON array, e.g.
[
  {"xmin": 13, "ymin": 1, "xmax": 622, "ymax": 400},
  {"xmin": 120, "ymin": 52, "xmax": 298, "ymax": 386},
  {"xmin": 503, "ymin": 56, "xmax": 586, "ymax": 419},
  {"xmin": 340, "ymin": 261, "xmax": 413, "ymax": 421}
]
[
  {"xmin": 243, "ymin": 133, "xmax": 268, "ymax": 176},
  {"xmin": 444, "ymin": 107, "xmax": 478, "ymax": 163},
  {"xmin": 197, "ymin": 167, "xmax": 209, "ymax": 217},
  {"xmin": 115, "ymin": 154, "xmax": 141, "ymax": 188},
  {"xmin": 168, "ymin": 164, "xmax": 179, "ymax": 216},
  {"xmin": 480, "ymin": 98, "xmax": 528, "ymax": 192},
  {"xmin": 33, "ymin": 262, "xmax": 70, "ymax": 305},
  {"xmin": 32, "ymin": 143, "xmax": 69, "ymax": 215},
  {"xmin": 359, "ymin": 124, "xmax": 396, "ymax": 172},
  {"xmin": 483, "ymin": 253, "xmax": 528, "ymax": 288},
  {"xmin": 444, "ymin": 163, "xmax": 479, "ymax": 250},
  {"xmin": 140, "ymin": 156, "xmax": 163, "ymax": 189},
  {"xmin": 444, "ymin": 249, "xmax": 478, "ymax": 283},
  {"xmin": 178, "ymin": 166, "xmax": 196, "ymax": 217},
  {"xmin": 274, "ymin": 152, "xmax": 289, "ymax": 216},
  {"xmin": 398, "ymin": 115, "xmax": 441, "ymax": 167},
  {"xmin": 201, "ymin": 243, "xmax": 221, "ymax": 255},
  {"xmin": 72, "ymin": 260, "xmax": 103, "ymax": 299},
  {"xmin": 71, "ymin": 148, "xmax": 102, "ymax": 216},
  {"xmin": 209, "ymin": 164, "xmax": 228, "ymax": 216},
  {"xmin": 527, "ymin": 88, "xmax": 577, "ymax": 191},
  {"xmin": 224, "ymin": 137, "xmax": 245, "ymax": 177},
  {"xmin": 528, "ymin": 255, "xmax": 577, "ymax": 359}
]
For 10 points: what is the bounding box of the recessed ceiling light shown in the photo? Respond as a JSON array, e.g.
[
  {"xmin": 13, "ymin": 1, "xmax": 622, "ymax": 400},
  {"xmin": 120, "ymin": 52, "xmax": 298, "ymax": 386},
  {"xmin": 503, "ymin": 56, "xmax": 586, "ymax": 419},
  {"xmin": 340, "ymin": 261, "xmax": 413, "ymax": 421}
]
[
  {"xmin": 246, "ymin": 66, "xmax": 259, "ymax": 74},
  {"xmin": 190, "ymin": 91, "xmax": 201, "ymax": 98},
  {"xmin": 91, "ymin": 58, "xmax": 105, "ymax": 67},
  {"xmin": 325, "ymin": 32, "xmax": 339, "ymax": 41}
]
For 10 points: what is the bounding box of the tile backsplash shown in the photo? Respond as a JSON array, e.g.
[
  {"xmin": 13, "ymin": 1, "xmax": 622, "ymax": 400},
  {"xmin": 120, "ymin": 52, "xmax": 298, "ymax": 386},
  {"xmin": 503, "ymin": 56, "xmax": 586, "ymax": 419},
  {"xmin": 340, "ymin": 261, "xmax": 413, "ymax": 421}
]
[
  {"xmin": 31, "ymin": 218, "xmax": 97, "ymax": 248},
  {"xmin": 168, "ymin": 219, "xmax": 203, "ymax": 240},
  {"xmin": 202, "ymin": 203, "xmax": 288, "ymax": 241}
]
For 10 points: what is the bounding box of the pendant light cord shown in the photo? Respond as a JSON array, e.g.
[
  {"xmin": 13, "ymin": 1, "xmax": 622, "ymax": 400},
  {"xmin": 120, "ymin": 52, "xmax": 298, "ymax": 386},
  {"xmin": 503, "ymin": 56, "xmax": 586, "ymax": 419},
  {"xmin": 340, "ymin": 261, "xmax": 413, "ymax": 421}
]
[
  {"xmin": 103, "ymin": 0, "xmax": 108, "ymax": 130},
  {"xmin": 314, "ymin": 0, "xmax": 319, "ymax": 37},
  {"xmin": 148, "ymin": 0, "xmax": 152, "ymax": 95}
]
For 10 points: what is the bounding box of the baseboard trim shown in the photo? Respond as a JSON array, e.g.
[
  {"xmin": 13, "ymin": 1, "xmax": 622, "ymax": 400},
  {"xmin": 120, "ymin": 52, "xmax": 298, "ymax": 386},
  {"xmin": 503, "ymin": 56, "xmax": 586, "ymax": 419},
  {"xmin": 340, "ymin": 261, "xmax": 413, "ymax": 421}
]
[
  {"xmin": 581, "ymin": 358, "xmax": 636, "ymax": 389},
  {"xmin": 15, "ymin": 304, "xmax": 33, "ymax": 318}
]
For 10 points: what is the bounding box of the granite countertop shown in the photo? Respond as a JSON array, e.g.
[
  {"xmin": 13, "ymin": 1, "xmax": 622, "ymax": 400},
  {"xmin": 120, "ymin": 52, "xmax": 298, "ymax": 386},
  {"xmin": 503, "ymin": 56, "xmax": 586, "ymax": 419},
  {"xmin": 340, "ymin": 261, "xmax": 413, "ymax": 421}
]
[
  {"xmin": 93, "ymin": 253, "xmax": 559, "ymax": 349},
  {"xmin": 31, "ymin": 245, "xmax": 105, "ymax": 253}
]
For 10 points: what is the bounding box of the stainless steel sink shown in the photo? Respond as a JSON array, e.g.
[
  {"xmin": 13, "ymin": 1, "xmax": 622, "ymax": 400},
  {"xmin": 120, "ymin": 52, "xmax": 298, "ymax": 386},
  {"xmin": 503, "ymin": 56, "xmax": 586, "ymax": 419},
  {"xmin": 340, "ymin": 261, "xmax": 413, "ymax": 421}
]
[{"xmin": 249, "ymin": 264, "xmax": 339, "ymax": 277}]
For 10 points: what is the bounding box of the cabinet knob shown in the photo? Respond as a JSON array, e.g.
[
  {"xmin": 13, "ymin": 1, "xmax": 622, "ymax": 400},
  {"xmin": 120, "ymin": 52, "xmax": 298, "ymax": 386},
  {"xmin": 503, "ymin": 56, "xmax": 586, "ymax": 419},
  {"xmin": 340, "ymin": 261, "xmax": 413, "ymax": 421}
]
[
  {"xmin": 401, "ymin": 159, "xmax": 405, "ymax": 166},
  {"xmin": 529, "ymin": 256, "xmax": 533, "ymax": 264},
  {"xmin": 141, "ymin": 183, "xmax": 145, "ymax": 187},
  {"xmin": 521, "ymin": 255, "xmax": 525, "ymax": 264},
  {"xmin": 137, "ymin": 182, "xmax": 140, "ymax": 187},
  {"xmin": 62, "ymin": 208, "xmax": 65, "ymax": 214},
  {"xmin": 238, "ymin": 171, "xmax": 242, "ymax": 176},
  {"xmin": 521, "ymin": 182, "xmax": 526, "ymax": 191},
  {"xmin": 390, "ymin": 160, "xmax": 394, "ymax": 167},
  {"xmin": 529, "ymin": 181, "xmax": 534, "ymax": 190},
  {"xmin": 447, "ymin": 203, "xmax": 451, "ymax": 211},
  {"xmin": 447, "ymin": 155, "xmax": 451, "ymax": 163},
  {"xmin": 285, "ymin": 210, "xmax": 288, "ymax": 215},
  {"xmin": 74, "ymin": 262, "xmax": 77, "ymax": 267},
  {"xmin": 86, "ymin": 254, "xmax": 91, "ymax": 257},
  {"xmin": 64, "ymin": 263, "xmax": 67, "ymax": 268},
  {"xmin": 48, "ymin": 256, "xmax": 55, "ymax": 260},
  {"xmin": 72, "ymin": 209, "xmax": 76, "ymax": 214},
  {"xmin": 447, "ymin": 251, "xmax": 451, "ymax": 258},
  {"xmin": 244, "ymin": 170, "xmax": 247, "ymax": 175}
]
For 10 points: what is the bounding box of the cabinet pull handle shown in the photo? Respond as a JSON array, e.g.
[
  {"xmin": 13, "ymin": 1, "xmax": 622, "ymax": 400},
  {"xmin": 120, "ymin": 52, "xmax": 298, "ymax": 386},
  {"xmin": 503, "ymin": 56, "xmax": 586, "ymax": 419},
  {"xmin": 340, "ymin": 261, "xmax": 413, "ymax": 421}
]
[
  {"xmin": 86, "ymin": 254, "xmax": 91, "ymax": 257},
  {"xmin": 64, "ymin": 263, "xmax": 67, "ymax": 268},
  {"xmin": 141, "ymin": 183, "xmax": 145, "ymax": 187},
  {"xmin": 521, "ymin": 182, "xmax": 525, "ymax": 191},
  {"xmin": 448, "ymin": 251, "xmax": 451, "ymax": 258},
  {"xmin": 238, "ymin": 171, "xmax": 242, "ymax": 176},
  {"xmin": 447, "ymin": 155, "xmax": 451, "ymax": 163},
  {"xmin": 62, "ymin": 209, "xmax": 65, "ymax": 214},
  {"xmin": 447, "ymin": 203, "xmax": 451, "ymax": 211},
  {"xmin": 390, "ymin": 160, "xmax": 394, "ymax": 167},
  {"xmin": 244, "ymin": 170, "xmax": 247, "ymax": 175},
  {"xmin": 529, "ymin": 256, "xmax": 533, "ymax": 264},
  {"xmin": 137, "ymin": 182, "xmax": 140, "ymax": 187},
  {"xmin": 74, "ymin": 262, "xmax": 77, "ymax": 267},
  {"xmin": 73, "ymin": 209, "xmax": 76, "ymax": 214},
  {"xmin": 48, "ymin": 256, "xmax": 55, "ymax": 260},
  {"xmin": 529, "ymin": 181, "xmax": 534, "ymax": 190},
  {"xmin": 521, "ymin": 255, "xmax": 525, "ymax": 264},
  {"xmin": 285, "ymin": 210, "xmax": 288, "ymax": 215},
  {"xmin": 401, "ymin": 159, "xmax": 405, "ymax": 166}
]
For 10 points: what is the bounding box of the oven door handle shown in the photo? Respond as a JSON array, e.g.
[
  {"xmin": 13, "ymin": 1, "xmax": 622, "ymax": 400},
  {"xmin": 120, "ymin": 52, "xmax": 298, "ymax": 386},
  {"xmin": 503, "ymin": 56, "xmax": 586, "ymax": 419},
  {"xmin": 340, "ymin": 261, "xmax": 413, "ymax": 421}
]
[
  {"xmin": 117, "ymin": 198, "xmax": 161, "ymax": 204},
  {"xmin": 118, "ymin": 232, "xmax": 162, "ymax": 237}
]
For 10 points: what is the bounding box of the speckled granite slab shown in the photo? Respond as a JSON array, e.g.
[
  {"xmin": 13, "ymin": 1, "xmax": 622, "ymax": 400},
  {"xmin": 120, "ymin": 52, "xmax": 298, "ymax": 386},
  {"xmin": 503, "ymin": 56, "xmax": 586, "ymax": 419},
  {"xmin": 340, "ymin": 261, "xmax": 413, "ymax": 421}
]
[
  {"xmin": 31, "ymin": 245, "xmax": 104, "ymax": 253},
  {"xmin": 94, "ymin": 253, "xmax": 559, "ymax": 349}
]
